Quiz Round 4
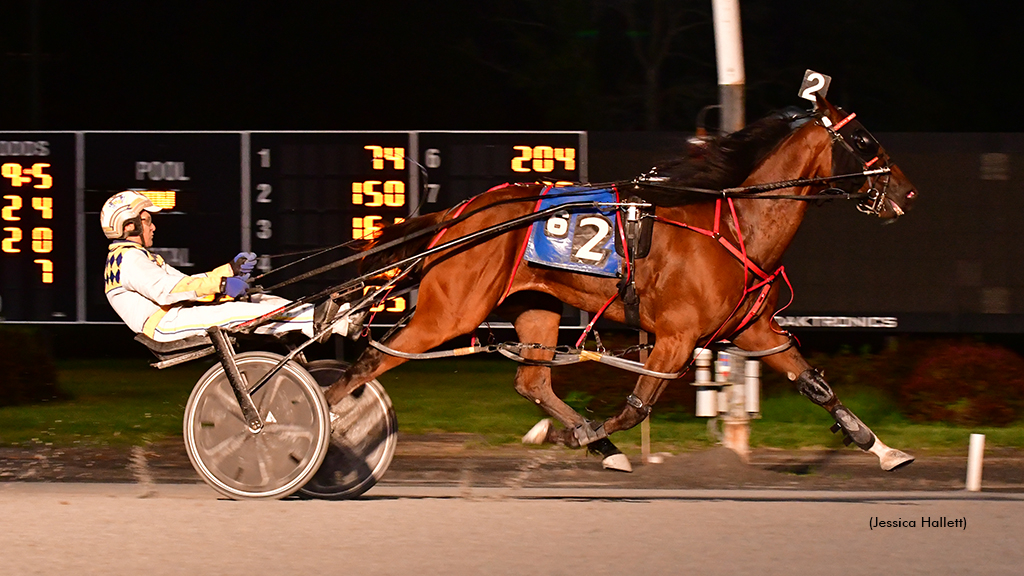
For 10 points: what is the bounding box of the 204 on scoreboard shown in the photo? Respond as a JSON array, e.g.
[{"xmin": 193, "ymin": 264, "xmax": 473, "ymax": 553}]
[{"xmin": 248, "ymin": 131, "xmax": 587, "ymax": 325}]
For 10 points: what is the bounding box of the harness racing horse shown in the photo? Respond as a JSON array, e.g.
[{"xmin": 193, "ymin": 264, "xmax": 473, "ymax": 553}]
[{"xmin": 323, "ymin": 95, "xmax": 919, "ymax": 472}]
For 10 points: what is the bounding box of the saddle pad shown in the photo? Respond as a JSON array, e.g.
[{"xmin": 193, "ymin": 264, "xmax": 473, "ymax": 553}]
[{"xmin": 523, "ymin": 187, "xmax": 622, "ymax": 277}]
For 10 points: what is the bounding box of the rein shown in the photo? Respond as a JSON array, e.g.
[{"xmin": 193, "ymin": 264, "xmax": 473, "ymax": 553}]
[
  {"xmin": 252, "ymin": 188, "xmax": 615, "ymax": 293},
  {"xmin": 233, "ymin": 198, "xmax": 625, "ymax": 331},
  {"xmin": 250, "ymin": 158, "xmax": 885, "ymax": 292},
  {"xmin": 630, "ymin": 167, "xmax": 890, "ymax": 201}
]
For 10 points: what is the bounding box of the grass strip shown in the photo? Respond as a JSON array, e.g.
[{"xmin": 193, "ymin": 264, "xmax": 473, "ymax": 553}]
[{"xmin": 1, "ymin": 358, "xmax": 1022, "ymax": 453}]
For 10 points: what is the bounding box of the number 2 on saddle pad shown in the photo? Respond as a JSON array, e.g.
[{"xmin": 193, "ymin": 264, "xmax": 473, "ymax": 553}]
[{"xmin": 523, "ymin": 187, "xmax": 622, "ymax": 278}]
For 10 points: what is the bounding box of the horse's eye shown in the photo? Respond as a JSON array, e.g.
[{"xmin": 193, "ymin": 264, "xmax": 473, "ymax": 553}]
[{"xmin": 852, "ymin": 130, "xmax": 877, "ymax": 153}]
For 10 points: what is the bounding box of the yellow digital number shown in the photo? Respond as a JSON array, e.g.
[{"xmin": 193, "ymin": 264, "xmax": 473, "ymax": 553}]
[
  {"xmin": 140, "ymin": 190, "xmax": 176, "ymax": 210},
  {"xmin": 26, "ymin": 163, "xmax": 52, "ymax": 189},
  {"xmin": 32, "ymin": 227, "xmax": 52, "ymax": 253},
  {"xmin": 383, "ymin": 181, "xmax": 405, "ymax": 207},
  {"xmin": 352, "ymin": 215, "xmax": 383, "ymax": 240},
  {"xmin": 353, "ymin": 181, "xmax": 403, "ymax": 207},
  {"xmin": 532, "ymin": 146, "xmax": 554, "ymax": 172},
  {"xmin": 1, "ymin": 163, "xmax": 32, "ymax": 187},
  {"xmin": 34, "ymin": 259, "xmax": 53, "ymax": 283},
  {"xmin": 3, "ymin": 227, "xmax": 22, "ymax": 252},
  {"xmin": 555, "ymin": 147, "xmax": 576, "ymax": 170},
  {"xmin": 373, "ymin": 296, "xmax": 406, "ymax": 313},
  {"xmin": 2, "ymin": 195, "xmax": 21, "ymax": 221},
  {"xmin": 353, "ymin": 181, "xmax": 384, "ymax": 207},
  {"xmin": 512, "ymin": 146, "xmax": 576, "ymax": 173},
  {"xmin": 365, "ymin": 146, "xmax": 384, "ymax": 169},
  {"xmin": 32, "ymin": 196, "xmax": 53, "ymax": 219},
  {"xmin": 385, "ymin": 147, "xmax": 405, "ymax": 169},
  {"xmin": 352, "ymin": 215, "xmax": 404, "ymax": 240},
  {"xmin": 363, "ymin": 286, "xmax": 407, "ymax": 313},
  {"xmin": 512, "ymin": 146, "xmax": 532, "ymax": 173},
  {"xmin": 364, "ymin": 145, "xmax": 405, "ymax": 170}
]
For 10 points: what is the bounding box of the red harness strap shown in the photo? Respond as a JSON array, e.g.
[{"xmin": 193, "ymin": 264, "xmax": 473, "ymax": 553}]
[
  {"xmin": 426, "ymin": 196, "xmax": 478, "ymax": 250},
  {"xmin": 497, "ymin": 186, "xmax": 553, "ymax": 305},
  {"xmin": 655, "ymin": 198, "xmax": 795, "ymax": 340}
]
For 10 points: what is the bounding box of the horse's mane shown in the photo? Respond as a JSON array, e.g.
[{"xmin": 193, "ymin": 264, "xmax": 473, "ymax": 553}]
[{"xmin": 636, "ymin": 107, "xmax": 814, "ymax": 207}]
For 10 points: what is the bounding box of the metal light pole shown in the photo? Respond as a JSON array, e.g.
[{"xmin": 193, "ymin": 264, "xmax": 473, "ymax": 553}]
[
  {"xmin": 711, "ymin": 0, "xmax": 750, "ymax": 459},
  {"xmin": 712, "ymin": 0, "xmax": 745, "ymax": 133}
]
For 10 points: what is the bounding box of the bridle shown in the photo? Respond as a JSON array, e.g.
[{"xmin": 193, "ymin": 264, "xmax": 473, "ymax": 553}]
[
  {"xmin": 632, "ymin": 109, "xmax": 906, "ymax": 218},
  {"xmin": 821, "ymin": 111, "xmax": 901, "ymax": 218}
]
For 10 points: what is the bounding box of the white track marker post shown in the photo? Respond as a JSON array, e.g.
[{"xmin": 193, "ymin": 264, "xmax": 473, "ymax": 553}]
[
  {"xmin": 966, "ymin": 433, "xmax": 985, "ymax": 492},
  {"xmin": 640, "ymin": 331, "xmax": 651, "ymax": 464},
  {"xmin": 719, "ymin": 351, "xmax": 750, "ymax": 462},
  {"xmin": 693, "ymin": 349, "xmax": 717, "ymax": 417}
]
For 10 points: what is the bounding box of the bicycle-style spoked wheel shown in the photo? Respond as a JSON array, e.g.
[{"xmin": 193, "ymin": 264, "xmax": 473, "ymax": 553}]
[
  {"xmin": 299, "ymin": 359, "xmax": 397, "ymax": 500},
  {"xmin": 183, "ymin": 352, "xmax": 330, "ymax": 500}
]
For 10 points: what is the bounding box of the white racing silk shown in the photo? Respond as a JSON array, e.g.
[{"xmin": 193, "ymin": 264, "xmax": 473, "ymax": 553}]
[{"xmin": 103, "ymin": 240, "xmax": 343, "ymax": 342}]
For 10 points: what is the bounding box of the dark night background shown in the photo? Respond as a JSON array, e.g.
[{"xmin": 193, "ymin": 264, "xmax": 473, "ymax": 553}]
[{"xmin": 3, "ymin": 0, "xmax": 1023, "ymax": 133}]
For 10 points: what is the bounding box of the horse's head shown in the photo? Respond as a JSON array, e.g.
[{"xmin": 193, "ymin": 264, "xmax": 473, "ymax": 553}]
[{"xmin": 815, "ymin": 95, "xmax": 918, "ymax": 221}]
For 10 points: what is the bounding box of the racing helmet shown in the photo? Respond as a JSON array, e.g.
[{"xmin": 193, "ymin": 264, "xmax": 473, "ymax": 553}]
[{"xmin": 99, "ymin": 191, "xmax": 162, "ymax": 239}]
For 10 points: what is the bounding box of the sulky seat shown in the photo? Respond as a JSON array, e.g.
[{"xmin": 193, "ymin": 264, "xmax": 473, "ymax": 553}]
[{"xmin": 135, "ymin": 333, "xmax": 218, "ymax": 369}]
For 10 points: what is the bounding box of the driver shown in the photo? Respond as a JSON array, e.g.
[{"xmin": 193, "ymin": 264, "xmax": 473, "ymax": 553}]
[{"xmin": 100, "ymin": 190, "xmax": 351, "ymax": 343}]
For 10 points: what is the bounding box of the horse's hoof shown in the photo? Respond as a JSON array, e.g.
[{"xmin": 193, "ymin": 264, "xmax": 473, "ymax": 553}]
[
  {"xmin": 878, "ymin": 448, "xmax": 915, "ymax": 471},
  {"xmin": 522, "ymin": 419, "xmax": 551, "ymax": 444},
  {"xmin": 868, "ymin": 440, "xmax": 915, "ymax": 471},
  {"xmin": 602, "ymin": 453, "xmax": 633, "ymax": 473}
]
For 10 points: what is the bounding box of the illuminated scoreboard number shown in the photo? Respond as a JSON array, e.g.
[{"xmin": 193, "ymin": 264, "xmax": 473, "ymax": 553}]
[
  {"xmin": 418, "ymin": 132, "xmax": 587, "ymax": 326},
  {"xmin": 416, "ymin": 132, "xmax": 588, "ymax": 328},
  {"xmin": 249, "ymin": 132, "xmax": 412, "ymax": 318},
  {"xmin": 83, "ymin": 133, "xmax": 243, "ymax": 322},
  {"xmin": 417, "ymin": 132, "xmax": 586, "ymax": 210},
  {"xmin": 0, "ymin": 134, "xmax": 76, "ymax": 321}
]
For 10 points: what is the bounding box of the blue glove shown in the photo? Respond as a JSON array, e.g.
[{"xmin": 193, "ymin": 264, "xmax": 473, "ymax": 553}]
[
  {"xmin": 231, "ymin": 252, "xmax": 257, "ymax": 278},
  {"xmin": 220, "ymin": 276, "xmax": 250, "ymax": 298}
]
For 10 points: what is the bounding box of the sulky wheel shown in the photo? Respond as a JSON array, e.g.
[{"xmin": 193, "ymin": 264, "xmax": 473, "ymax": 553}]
[
  {"xmin": 298, "ymin": 359, "xmax": 398, "ymax": 500},
  {"xmin": 183, "ymin": 352, "xmax": 330, "ymax": 500}
]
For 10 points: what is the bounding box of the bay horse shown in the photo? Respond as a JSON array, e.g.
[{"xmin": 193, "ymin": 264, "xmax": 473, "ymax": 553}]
[{"xmin": 324, "ymin": 94, "xmax": 919, "ymax": 472}]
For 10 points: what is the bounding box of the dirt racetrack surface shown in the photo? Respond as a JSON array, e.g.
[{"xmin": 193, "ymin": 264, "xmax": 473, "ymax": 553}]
[{"xmin": 2, "ymin": 433, "xmax": 1023, "ymax": 493}]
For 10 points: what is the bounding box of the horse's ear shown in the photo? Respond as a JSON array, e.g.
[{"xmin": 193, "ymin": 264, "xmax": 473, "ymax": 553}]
[{"xmin": 814, "ymin": 93, "xmax": 839, "ymax": 117}]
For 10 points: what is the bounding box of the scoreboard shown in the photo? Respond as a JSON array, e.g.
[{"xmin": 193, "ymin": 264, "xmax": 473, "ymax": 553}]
[
  {"xmin": 0, "ymin": 135, "xmax": 76, "ymax": 322},
  {"xmin": 0, "ymin": 131, "xmax": 587, "ymax": 325}
]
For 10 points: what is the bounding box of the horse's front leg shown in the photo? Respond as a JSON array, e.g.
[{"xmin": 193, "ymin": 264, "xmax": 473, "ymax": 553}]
[{"xmin": 732, "ymin": 323, "xmax": 914, "ymax": 471}]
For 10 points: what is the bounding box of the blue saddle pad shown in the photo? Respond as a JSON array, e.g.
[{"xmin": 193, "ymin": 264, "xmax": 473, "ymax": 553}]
[{"xmin": 523, "ymin": 187, "xmax": 621, "ymax": 277}]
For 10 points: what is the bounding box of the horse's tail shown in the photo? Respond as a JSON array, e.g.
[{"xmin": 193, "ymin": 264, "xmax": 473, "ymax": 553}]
[{"xmin": 359, "ymin": 211, "xmax": 446, "ymax": 275}]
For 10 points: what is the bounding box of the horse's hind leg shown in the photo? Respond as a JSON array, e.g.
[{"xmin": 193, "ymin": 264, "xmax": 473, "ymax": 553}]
[
  {"xmin": 323, "ymin": 298, "xmax": 492, "ymax": 405},
  {"xmin": 507, "ymin": 299, "xmax": 631, "ymax": 470},
  {"xmin": 732, "ymin": 320, "xmax": 914, "ymax": 471}
]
